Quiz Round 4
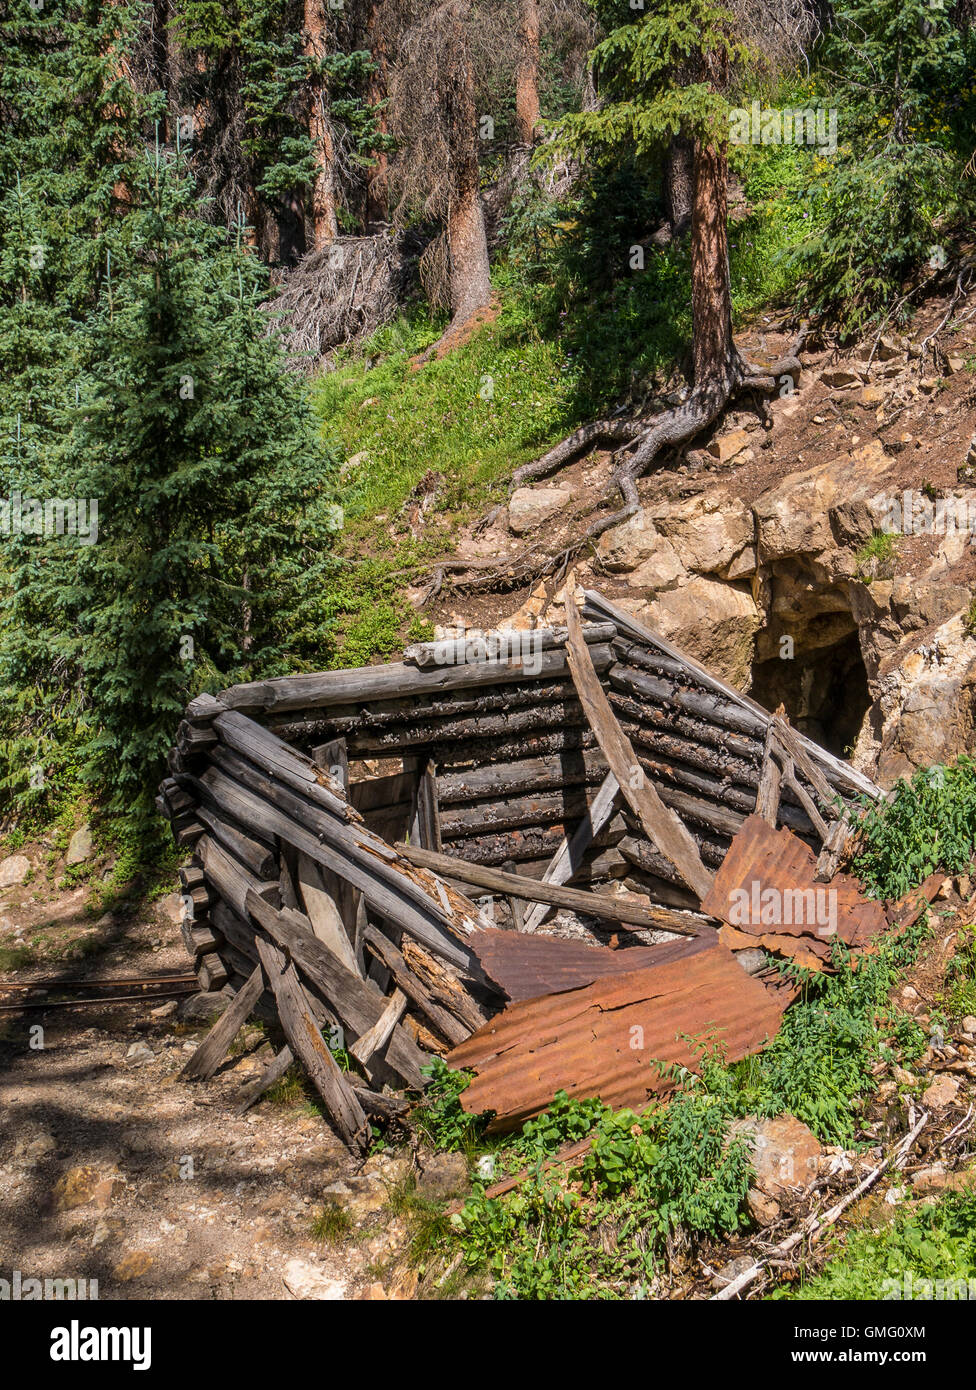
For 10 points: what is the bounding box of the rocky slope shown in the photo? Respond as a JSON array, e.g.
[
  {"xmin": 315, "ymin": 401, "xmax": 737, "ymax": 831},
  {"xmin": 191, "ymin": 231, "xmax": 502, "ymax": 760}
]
[{"xmin": 435, "ymin": 298, "xmax": 976, "ymax": 788}]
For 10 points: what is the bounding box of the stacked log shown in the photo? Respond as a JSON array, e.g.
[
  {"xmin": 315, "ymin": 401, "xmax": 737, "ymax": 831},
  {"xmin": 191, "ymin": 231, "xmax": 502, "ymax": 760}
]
[{"xmin": 160, "ymin": 608, "xmax": 881, "ymax": 1148}]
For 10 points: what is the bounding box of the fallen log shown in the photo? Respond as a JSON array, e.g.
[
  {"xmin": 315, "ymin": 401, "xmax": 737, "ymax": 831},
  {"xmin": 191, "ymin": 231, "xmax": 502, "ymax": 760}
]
[
  {"xmin": 394, "ymin": 843, "xmax": 706, "ymax": 936},
  {"xmin": 255, "ymin": 933, "xmax": 369, "ymax": 1154}
]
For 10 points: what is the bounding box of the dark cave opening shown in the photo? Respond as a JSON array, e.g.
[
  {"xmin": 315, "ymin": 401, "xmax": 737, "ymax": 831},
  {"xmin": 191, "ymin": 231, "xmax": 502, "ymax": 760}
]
[{"xmin": 750, "ymin": 629, "xmax": 871, "ymax": 759}]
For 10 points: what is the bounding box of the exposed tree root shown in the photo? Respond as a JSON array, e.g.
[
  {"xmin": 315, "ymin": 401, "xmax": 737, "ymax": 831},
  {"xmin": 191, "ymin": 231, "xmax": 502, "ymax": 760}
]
[{"xmin": 446, "ymin": 326, "xmax": 808, "ymax": 595}]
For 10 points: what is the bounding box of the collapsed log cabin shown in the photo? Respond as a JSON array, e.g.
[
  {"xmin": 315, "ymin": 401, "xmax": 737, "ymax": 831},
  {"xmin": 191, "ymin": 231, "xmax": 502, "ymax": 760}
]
[{"xmin": 159, "ymin": 590, "xmax": 887, "ymax": 1149}]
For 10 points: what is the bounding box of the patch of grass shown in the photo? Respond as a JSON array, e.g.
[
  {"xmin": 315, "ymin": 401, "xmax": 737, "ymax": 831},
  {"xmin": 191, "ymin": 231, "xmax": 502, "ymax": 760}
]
[
  {"xmin": 782, "ymin": 1190, "xmax": 976, "ymax": 1300},
  {"xmin": 855, "ymin": 530, "xmax": 898, "ymax": 582},
  {"xmin": 0, "ymin": 944, "xmax": 35, "ymax": 971},
  {"xmin": 310, "ymin": 1201, "xmax": 353, "ymax": 1245}
]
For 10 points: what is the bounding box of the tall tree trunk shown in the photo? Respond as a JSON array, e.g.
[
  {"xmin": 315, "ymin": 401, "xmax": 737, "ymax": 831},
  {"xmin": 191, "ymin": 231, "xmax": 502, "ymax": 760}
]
[
  {"xmin": 664, "ymin": 134, "xmax": 694, "ymax": 238},
  {"xmin": 427, "ymin": 4, "xmax": 491, "ymax": 352},
  {"xmin": 515, "ymin": 0, "xmax": 541, "ymax": 144},
  {"xmin": 690, "ymin": 140, "xmax": 743, "ymax": 393},
  {"xmin": 365, "ymin": 0, "xmax": 390, "ymax": 227},
  {"xmin": 304, "ymin": 0, "xmax": 339, "ymax": 249}
]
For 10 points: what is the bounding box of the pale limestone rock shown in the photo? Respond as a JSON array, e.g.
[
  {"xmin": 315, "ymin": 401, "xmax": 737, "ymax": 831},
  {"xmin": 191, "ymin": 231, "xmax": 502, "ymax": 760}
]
[
  {"xmin": 508, "ymin": 486, "xmax": 573, "ymax": 535},
  {"xmin": 0, "ymin": 855, "xmax": 30, "ymax": 888},
  {"xmin": 594, "ymin": 510, "xmax": 663, "ymax": 572},
  {"xmin": 652, "ymin": 493, "xmax": 754, "ymax": 576},
  {"xmin": 641, "ymin": 576, "xmax": 760, "ymax": 688}
]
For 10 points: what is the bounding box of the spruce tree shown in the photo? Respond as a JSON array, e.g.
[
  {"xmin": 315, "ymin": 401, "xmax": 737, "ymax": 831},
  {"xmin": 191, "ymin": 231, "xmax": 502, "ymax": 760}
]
[{"xmin": 56, "ymin": 142, "xmax": 340, "ymax": 823}]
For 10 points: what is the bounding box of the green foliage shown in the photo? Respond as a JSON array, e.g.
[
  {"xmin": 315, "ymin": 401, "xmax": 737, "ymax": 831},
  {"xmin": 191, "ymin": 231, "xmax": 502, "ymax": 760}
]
[
  {"xmin": 787, "ymin": 0, "xmax": 976, "ymax": 331},
  {"xmin": 786, "ymin": 1190, "xmax": 976, "ymax": 1300},
  {"xmin": 855, "ymin": 530, "xmax": 898, "ymax": 581},
  {"xmin": 741, "ymin": 933, "xmax": 928, "ymax": 1143},
  {"xmin": 852, "ymin": 759, "xmax": 976, "ymax": 900},
  {"xmin": 414, "ymin": 1059, "xmax": 490, "ymax": 1154},
  {"xmin": 450, "ymin": 1077, "xmax": 753, "ymax": 1300}
]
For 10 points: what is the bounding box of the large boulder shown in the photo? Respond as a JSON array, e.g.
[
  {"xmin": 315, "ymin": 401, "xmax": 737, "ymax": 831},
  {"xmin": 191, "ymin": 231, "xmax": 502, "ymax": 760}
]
[
  {"xmin": 640, "ymin": 576, "xmax": 761, "ymax": 687},
  {"xmin": 508, "ymin": 486, "xmax": 573, "ymax": 535},
  {"xmin": 753, "ymin": 441, "xmax": 893, "ymax": 562},
  {"xmin": 652, "ymin": 493, "xmax": 754, "ymax": 577}
]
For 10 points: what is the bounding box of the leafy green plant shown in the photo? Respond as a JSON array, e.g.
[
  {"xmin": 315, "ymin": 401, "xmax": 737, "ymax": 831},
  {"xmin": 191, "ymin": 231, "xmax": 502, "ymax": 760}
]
[
  {"xmin": 785, "ymin": 1190, "xmax": 976, "ymax": 1300},
  {"xmin": 855, "ymin": 531, "xmax": 898, "ymax": 582},
  {"xmin": 851, "ymin": 758, "xmax": 976, "ymax": 899},
  {"xmin": 413, "ymin": 1059, "xmax": 491, "ymax": 1154}
]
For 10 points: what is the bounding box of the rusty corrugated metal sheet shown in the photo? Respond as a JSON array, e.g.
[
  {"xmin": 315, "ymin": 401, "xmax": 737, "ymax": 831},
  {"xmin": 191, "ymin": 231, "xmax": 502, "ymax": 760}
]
[
  {"xmin": 446, "ymin": 938, "xmax": 784, "ymax": 1130},
  {"xmin": 701, "ymin": 814, "xmax": 941, "ymax": 967},
  {"xmin": 466, "ymin": 927, "xmax": 714, "ymax": 1002}
]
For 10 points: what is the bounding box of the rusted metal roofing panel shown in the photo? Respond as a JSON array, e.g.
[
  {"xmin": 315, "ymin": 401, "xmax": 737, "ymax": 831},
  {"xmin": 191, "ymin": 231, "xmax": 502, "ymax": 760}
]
[
  {"xmin": 701, "ymin": 814, "xmax": 942, "ymax": 966},
  {"xmin": 466, "ymin": 926, "xmax": 715, "ymax": 1002},
  {"xmin": 447, "ymin": 940, "xmax": 784, "ymax": 1130}
]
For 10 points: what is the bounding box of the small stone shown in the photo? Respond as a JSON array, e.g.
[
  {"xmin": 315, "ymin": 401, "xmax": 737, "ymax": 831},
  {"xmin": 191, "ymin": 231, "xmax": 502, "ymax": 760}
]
[
  {"xmin": 113, "ymin": 1250, "xmax": 154, "ymax": 1281},
  {"xmin": 746, "ymin": 1187, "xmax": 781, "ymax": 1226},
  {"xmin": 0, "ymin": 855, "xmax": 30, "ymax": 888},
  {"xmin": 711, "ymin": 1255, "xmax": 755, "ymax": 1291},
  {"xmin": 282, "ymin": 1259, "xmax": 347, "ymax": 1301},
  {"xmin": 912, "ymin": 1164, "xmax": 948, "ymax": 1195},
  {"xmin": 92, "ymin": 1215, "xmax": 125, "ymax": 1248},
  {"xmin": 820, "ymin": 365, "xmax": 863, "ymax": 388},
  {"xmin": 507, "ymin": 486, "xmax": 573, "ymax": 535},
  {"xmin": 893, "ymin": 1065, "xmax": 917, "ymax": 1087},
  {"xmin": 730, "ymin": 1114, "xmax": 822, "ymax": 1193},
  {"xmin": 416, "ymin": 1151, "xmax": 469, "ymax": 1200},
  {"xmin": 126, "ymin": 1041, "xmax": 154, "ymax": 1065},
  {"xmin": 922, "ymin": 1074, "xmax": 960, "ymax": 1109},
  {"xmin": 177, "ymin": 992, "xmax": 230, "ymax": 1024},
  {"xmin": 706, "ymin": 427, "xmax": 751, "ymax": 463},
  {"xmin": 963, "ymin": 1017, "xmax": 976, "ymax": 1035},
  {"xmin": 65, "ymin": 826, "xmax": 93, "ymax": 865},
  {"xmin": 53, "ymin": 1165, "xmax": 122, "ymax": 1212},
  {"xmin": 734, "ymin": 948, "xmax": 767, "ymax": 977},
  {"xmin": 861, "ymin": 386, "xmax": 885, "ymax": 406},
  {"xmin": 149, "ymin": 999, "xmax": 178, "ymax": 1020}
]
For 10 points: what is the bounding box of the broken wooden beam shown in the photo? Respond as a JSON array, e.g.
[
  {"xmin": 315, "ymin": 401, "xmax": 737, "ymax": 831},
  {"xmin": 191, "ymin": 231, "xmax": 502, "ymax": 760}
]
[
  {"xmin": 564, "ymin": 597, "xmax": 713, "ymax": 902},
  {"xmin": 393, "ymin": 843, "xmax": 706, "ymax": 937}
]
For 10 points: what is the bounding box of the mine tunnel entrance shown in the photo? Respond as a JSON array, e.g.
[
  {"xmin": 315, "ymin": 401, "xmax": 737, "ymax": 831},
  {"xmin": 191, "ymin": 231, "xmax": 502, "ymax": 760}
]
[{"xmin": 750, "ymin": 628, "xmax": 871, "ymax": 759}]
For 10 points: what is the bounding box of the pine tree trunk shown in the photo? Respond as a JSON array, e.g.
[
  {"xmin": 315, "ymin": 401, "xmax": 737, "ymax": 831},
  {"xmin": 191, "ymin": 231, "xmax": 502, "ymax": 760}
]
[
  {"xmin": 690, "ymin": 139, "xmax": 742, "ymax": 393},
  {"xmin": 365, "ymin": 0, "xmax": 390, "ymax": 227},
  {"xmin": 515, "ymin": 0, "xmax": 541, "ymax": 144},
  {"xmin": 664, "ymin": 134, "xmax": 694, "ymax": 238},
  {"xmin": 429, "ymin": 4, "xmax": 492, "ymax": 349},
  {"xmin": 304, "ymin": 0, "xmax": 339, "ymax": 249}
]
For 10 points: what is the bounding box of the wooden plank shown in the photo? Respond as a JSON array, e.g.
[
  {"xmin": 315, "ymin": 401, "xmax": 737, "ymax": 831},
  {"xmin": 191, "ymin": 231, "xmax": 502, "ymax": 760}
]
[
  {"xmin": 362, "ymin": 926, "xmax": 470, "ymax": 1045},
  {"xmin": 412, "ymin": 761, "xmax": 443, "ymax": 851},
  {"xmin": 196, "ymin": 833, "xmax": 280, "ymax": 922},
  {"xmin": 522, "ymin": 772, "xmax": 621, "ymax": 932},
  {"xmin": 349, "ymin": 988, "xmax": 408, "ymax": 1066},
  {"xmin": 219, "ymin": 644, "xmax": 613, "ymax": 713},
  {"xmin": 244, "ymin": 890, "xmax": 429, "ymax": 1089},
  {"xmin": 780, "ymin": 756, "xmax": 831, "ymax": 843},
  {"xmin": 755, "ymin": 727, "xmax": 782, "ymax": 827},
  {"xmin": 816, "ymin": 809, "xmax": 853, "ymax": 882},
  {"xmin": 195, "ymin": 755, "xmax": 475, "ymax": 968},
  {"xmin": 196, "ymin": 804, "xmax": 277, "ymax": 878},
  {"xmin": 235, "ymin": 1045, "xmax": 293, "ymax": 1114},
  {"xmin": 311, "ymin": 736, "xmax": 349, "ymax": 787},
  {"xmin": 296, "ymin": 851, "xmax": 361, "ymax": 976},
  {"xmin": 394, "ymin": 844, "xmax": 705, "ymax": 937},
  {"xmin": 254, "ymin": 934, "xmax": 368, "ymax": 1154},
  {"xmin": 564, "ymin": 597, "xmax": 713, "ymax": 902},
  {"xmin": 180, "ymin": 964, "xmax": 265, "ymax": 1082}
]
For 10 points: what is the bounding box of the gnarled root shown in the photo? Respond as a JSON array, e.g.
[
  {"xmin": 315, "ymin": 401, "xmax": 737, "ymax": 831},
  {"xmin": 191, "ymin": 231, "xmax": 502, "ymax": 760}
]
[{"xmin": 449, "ymin": 325, "xmax": 808, "ymax": 595}]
